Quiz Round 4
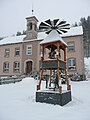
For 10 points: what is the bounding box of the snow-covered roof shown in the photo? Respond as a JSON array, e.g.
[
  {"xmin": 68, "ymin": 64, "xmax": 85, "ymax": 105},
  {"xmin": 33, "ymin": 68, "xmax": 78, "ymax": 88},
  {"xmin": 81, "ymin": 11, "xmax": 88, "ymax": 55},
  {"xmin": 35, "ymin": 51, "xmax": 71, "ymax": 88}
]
[
  {"xmin": 38, "ymin": 26, "xmax": 83, "ymax": 40},
  {"xmin": 37, "ymin": 31, "xmax": 47, "ymax": 40},
  {"xmin": 61, "ymin": 26, "xmax": 83, "ymax": 37},
  {"xmin": 0, "ymin": 35, "xmax": 25, "ymax": 46},
  {"xmin": 40, "ymin": 30, "xmax": 67, "ymax": 46},
  {"xmin": 0, "ymin": 26, "xmax": 83, "ymax": 46}
]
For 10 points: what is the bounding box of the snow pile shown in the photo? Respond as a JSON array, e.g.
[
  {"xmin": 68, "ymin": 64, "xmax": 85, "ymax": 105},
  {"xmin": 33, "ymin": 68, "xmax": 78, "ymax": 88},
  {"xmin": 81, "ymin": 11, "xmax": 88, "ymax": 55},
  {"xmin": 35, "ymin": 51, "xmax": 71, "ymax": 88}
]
[{"xmin": 0, "ymin": 77, "xmax": 90, "ymax": 120}]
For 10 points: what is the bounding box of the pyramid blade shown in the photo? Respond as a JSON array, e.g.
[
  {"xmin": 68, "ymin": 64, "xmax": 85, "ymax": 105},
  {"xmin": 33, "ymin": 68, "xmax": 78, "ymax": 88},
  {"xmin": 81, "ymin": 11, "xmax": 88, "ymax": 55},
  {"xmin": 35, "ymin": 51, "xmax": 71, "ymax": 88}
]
[
  {"xmin": 46, "ymin": 29, "xmax": 52, "ymax": 34},
  {"xmin": 58, "ymin": 23, "xmax": 70, "ymax": 28},
  {"xmin": 40, "ymin": 22, "xmax": 50, "ymax": 27},
  {"xmin": 39, "ymin": 19, "xmax": 70, "ymax": 34},
  {"xmin": 60, "ymin": 29, "xmax": 68, "ymax": 33},
  {"xmin": 45, "ymin": 19, "xmax": 52, "ymax": 26},
  {"xmin": 39, "ymin": 26, "xmax": 49, "ymax": 30},
  {"xmin": 57, "ymin": 21, "xmax": 66, "ymax": 26},
  {"xmin": 62, "ymin": 27, "xmax": 70, "ymax": 30},
  {"xmin": 56, "ymin": 29, "xmax": 62, "ymax": 34},
  {"xmin": 53, "ymin": 19, "xmax": 59, "ymax": 26},
  {"xmin": 58, "ymin": 27, "xmax": 70, "ymax": 31},
  {"xmin": 39, "ymin": 22, "xmax": 50, "ymax": 30}
]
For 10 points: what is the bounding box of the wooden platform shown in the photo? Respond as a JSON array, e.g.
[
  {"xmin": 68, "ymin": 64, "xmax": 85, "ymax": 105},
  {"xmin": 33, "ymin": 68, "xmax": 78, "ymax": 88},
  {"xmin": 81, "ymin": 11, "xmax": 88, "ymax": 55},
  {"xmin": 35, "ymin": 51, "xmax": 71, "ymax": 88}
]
[
  {"xmin": 40, "ymin": 59, "xmax": 66, "ymax": 70},
  {"xmin": 36, "ymin": 90, "xmax": 72, "ymax": 106}
]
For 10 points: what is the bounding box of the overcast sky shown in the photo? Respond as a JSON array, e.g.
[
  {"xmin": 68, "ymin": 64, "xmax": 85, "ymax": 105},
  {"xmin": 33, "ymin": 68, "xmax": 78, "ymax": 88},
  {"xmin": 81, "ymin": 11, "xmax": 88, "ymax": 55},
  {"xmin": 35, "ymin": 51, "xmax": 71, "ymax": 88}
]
[{"xmin": 0, "ymin": 0, "xmax": 90, "ymax": 37}]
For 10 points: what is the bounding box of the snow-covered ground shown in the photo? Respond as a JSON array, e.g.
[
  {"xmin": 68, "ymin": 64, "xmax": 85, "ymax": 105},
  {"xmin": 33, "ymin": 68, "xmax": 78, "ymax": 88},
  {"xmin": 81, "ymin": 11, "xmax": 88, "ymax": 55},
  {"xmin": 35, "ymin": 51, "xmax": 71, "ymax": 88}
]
[{"xmin": 0, "ymin": 77, "xmax": 90, "ymax": 120}]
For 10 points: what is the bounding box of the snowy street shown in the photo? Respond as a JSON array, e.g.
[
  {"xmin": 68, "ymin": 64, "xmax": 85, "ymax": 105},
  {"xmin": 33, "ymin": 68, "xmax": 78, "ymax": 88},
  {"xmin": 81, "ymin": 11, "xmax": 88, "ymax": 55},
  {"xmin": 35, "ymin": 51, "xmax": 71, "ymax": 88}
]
[{"xmin": 0, "ymin": 77, "xmax": 90, "ymax": 120}]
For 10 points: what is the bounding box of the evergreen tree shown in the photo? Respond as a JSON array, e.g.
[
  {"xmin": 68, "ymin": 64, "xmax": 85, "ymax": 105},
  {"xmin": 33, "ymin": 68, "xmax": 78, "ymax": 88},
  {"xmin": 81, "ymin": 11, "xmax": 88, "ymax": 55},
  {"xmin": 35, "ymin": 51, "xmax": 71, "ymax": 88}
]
[
  {"xmin": 16, "ymin": 31, "xmax": 22, "ymax": 36},
  {"xmin": 0, "ymin": 37, "xmax": 3, "ymax": 40},
  {"xmin": 72, "ymin": 22, "xmax": 78, "ymax": 27},
  {"xmin": 22, "ymin": 30, "xmax": 26, "ymax": 35},
  {"xmin": 80, "ymin": 16, "xmax": 90, "ymax": 57}
]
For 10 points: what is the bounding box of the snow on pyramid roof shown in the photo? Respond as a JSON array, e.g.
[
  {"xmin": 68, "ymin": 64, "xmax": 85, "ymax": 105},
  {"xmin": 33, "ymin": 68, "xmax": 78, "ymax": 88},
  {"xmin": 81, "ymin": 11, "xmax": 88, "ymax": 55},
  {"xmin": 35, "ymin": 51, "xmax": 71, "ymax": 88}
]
[
  {"xmin": 0, "ymin": 35, "xmax": 25, "ymax": 45},
  {"xmin": 40, "ymin": 30, "xmax": 67, "ymax": 46}
]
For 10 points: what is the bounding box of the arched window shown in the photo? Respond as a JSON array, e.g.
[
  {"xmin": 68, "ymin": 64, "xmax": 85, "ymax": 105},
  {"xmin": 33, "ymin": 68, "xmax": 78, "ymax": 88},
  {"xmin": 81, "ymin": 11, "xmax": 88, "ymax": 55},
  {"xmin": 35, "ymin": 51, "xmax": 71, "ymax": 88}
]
[
  {"xmin": 27, "ymin": 22, "xmax": 32, "ymax": 31},
  {"xmin": 29, "ymin": 23, "xmax": 32, "ymax": 30},
  {"xmin": 67, "ymin": 58, "xmax": 76, "ymax": 70}
]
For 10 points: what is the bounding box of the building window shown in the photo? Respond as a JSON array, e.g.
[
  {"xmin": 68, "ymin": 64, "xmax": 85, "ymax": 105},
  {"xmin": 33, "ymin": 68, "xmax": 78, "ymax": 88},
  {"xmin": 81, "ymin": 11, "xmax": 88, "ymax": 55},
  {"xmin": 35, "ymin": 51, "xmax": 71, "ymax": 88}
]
[
  {"xmin": 15, "ymin": 48, "xmax": 20, "ymax": 56},
  {"xmin": 27, "ymin": 22, "xmax": 32, "ymax": 31},
  {"xmin": 4, "ymin": 48, "xmax": 10, "ymax": 57},
  {"xmin": 13, "ymin": 62, "xmax": 20, "ymax": 72},
  {"xmin": 3, "ymin": 62, "xmax": 9, "ymax": 72},
  {"xmin": 68, "ymin": 58, "xmax": 76, "ymax": 70},
  {"xmin": 26, "ymin": 45, "xmax": 32, "ymax": 55},
  {"xmin": 30, "ymin": 23, "xmax": 32, "ymax": 30},
  {"xmin": 67, "ymin": 42, "xmax": 75, "ymax": 52}
]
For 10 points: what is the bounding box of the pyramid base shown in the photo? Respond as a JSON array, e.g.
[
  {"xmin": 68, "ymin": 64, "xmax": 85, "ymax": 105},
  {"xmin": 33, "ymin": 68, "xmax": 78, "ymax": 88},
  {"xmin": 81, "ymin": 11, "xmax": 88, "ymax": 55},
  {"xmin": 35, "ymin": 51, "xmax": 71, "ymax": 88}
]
[{"xmin": 36, "ymin": 90, "xmax": 72, "ymax": 106}]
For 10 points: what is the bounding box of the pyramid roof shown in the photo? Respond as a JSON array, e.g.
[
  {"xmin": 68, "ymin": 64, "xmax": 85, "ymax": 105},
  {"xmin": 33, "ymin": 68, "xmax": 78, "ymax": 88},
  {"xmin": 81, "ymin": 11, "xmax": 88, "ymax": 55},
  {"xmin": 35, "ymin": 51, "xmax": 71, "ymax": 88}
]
[{"xmin": 40, "ymin": 30, "xmax": 67, "ymax": 46}]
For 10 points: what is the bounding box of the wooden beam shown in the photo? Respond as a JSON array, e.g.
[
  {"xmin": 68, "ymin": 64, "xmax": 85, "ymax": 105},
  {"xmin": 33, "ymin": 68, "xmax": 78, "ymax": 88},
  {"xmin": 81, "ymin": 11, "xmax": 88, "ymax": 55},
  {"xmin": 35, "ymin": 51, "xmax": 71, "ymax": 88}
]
[
  {"xmin": 37, "ymin": 45, "xmax": 44, "ymax": 90},
  {"xmin": 49, "ymin": 69, "xmax": 52, "ymax": 87},
  {"xmin": 63, "ymin": 47, "xmax": 71, "ymax": 91},
  {"xmin": 57, "ymin": 42, "xmax": 60, "ymax": 87},
  {"xmin": 42, "ymin": 45, "xmax": 44, "ymax": 60},
  {"xmin": 59, "ymin": 86, "xmax": 62, "ymax": 94},
  {"xmin": 57, "ymin": 67, "xmax": 60, "ymax": 86},
  {"xmin": 65, "ymin": 69, "xmax": 69, "ymax": 84},
  {"xmin": 37, "ymin": 69, "xmax": 43, "ymax": 90},
  {"xmin": 64, "ymin": 48, "xmax": 66, "ymax": 61}
]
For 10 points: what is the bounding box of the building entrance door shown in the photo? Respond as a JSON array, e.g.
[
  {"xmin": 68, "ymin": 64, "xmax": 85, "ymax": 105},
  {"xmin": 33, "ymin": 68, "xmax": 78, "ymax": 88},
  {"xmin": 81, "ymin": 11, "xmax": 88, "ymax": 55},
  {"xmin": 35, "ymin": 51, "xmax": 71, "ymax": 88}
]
[{"xmin": 26, "ymin": 61, "xmax": 32, "ymax": 74}]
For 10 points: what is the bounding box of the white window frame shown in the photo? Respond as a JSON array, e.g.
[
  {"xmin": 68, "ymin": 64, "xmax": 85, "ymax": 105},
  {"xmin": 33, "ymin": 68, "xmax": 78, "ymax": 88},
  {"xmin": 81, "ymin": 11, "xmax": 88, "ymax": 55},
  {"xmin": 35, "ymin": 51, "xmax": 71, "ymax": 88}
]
[
  {"xmin": 3, "ymin": 62, "xmax": 9, "ymax": 72},
  {"xmin": 26, "ymin": 45, "xmax": 32, "ymax": 55},
  {"xmin": 68, "ymin": 58, "xmax": 76, "ymax": 70},
  {"xmin": 67, "ymin": 42, "xmax": 75, "ymax": 52},
  {"xmin": 14, "ymin": 62, "xmax": 20, "ymax": 72},
  {"xmin": 4, "ymin": 48, "xmax": 10, "ymax": 57},
  {"xmin": 15, "ymin": 47, "xmax": 20, "ymax": 56}
]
